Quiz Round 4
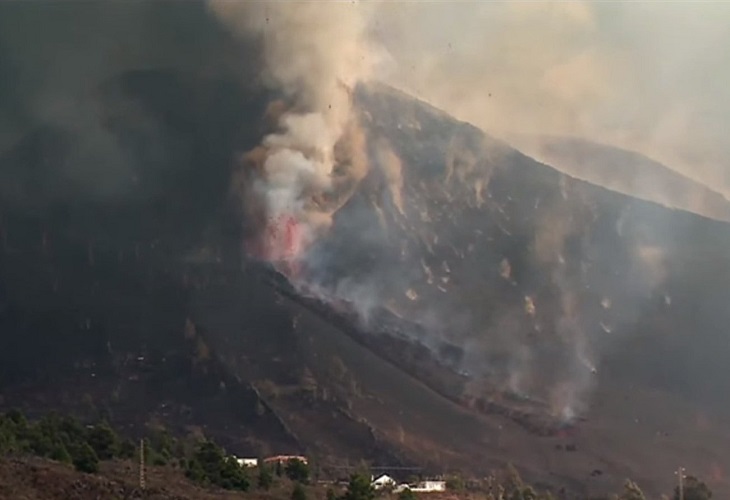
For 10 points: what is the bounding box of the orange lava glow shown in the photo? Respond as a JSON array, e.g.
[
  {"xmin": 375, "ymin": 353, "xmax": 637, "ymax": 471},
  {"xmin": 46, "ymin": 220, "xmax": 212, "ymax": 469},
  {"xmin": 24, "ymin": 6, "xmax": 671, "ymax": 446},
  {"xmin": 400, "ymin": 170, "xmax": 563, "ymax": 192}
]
[{"xmin": 259, "ymin": 214, "xmax": 304, "ymax": 277}]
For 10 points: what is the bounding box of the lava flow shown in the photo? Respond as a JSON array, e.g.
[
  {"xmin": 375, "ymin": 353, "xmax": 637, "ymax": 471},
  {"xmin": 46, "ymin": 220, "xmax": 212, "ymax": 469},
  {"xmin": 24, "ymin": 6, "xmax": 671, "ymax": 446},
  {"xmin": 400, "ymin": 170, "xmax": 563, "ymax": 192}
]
[{"xmin": 260, "ymin": 214, "xmax": 304, "ymax": 278}]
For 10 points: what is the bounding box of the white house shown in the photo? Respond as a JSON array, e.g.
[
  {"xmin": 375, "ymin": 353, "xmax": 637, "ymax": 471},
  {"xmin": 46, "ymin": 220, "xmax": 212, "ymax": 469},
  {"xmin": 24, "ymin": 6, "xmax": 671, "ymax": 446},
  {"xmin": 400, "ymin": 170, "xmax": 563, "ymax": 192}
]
[
  {"xmin": 371, "ymin": 474, "xmax": 397, "ymax": 490},
  {"xmin": 405, "ymin": 480, "xmax": 447, "ymax": 493},
  {"xmin": 234, "ymin": 457, "xmax": 259, "ymax": 468},
  {"xmin": 263, "ymin": 455, "xmax": 309, "ymax": 465},
  {"xmin": 411, "ymin": 480, "xmax": 447, "ymax": 492}
]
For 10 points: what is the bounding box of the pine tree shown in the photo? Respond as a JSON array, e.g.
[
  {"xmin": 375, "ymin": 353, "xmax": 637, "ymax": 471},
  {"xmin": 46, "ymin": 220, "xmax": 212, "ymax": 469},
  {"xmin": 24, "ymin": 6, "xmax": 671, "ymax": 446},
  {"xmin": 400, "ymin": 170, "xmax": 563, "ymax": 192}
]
[{"xmin": 71, "ymin": 442, "xmax": 100, "ymax": 473}]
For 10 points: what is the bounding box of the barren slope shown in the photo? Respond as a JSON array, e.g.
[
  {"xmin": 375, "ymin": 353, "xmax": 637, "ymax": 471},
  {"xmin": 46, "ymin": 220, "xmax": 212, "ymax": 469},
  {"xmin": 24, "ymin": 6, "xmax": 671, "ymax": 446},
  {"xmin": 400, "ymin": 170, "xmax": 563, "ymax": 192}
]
[{"xmin": 510, "ymin": 134, "xmax": 730, "ymax": 223}]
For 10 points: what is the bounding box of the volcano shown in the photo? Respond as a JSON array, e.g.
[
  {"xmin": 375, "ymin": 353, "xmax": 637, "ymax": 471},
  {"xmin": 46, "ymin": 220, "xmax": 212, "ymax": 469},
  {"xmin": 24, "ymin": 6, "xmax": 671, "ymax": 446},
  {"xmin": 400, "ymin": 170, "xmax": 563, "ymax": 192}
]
[{"xmin": 1, "ymin": 4, "xmax": 730, "ymax": 499}]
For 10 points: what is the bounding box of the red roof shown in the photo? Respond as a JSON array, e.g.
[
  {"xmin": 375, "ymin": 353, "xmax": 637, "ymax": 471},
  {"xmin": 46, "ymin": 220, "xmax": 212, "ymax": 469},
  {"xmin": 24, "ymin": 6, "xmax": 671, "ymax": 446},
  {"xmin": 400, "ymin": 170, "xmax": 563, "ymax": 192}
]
[{"xmin": 263, "ymin": 455, "xmax": 308, "ymax": 464}]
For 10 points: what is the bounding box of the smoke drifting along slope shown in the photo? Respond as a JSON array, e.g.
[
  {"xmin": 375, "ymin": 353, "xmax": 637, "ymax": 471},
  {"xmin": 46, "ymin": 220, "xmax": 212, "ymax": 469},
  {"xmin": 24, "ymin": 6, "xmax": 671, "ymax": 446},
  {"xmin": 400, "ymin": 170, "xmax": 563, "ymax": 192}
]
[
  {"xmin": 512, "ymin": 135, "xmax": 730, "ymax": 223},
  {"xmin": 207, "ymin": 1, "xmax": 730, "ymax": 418},
  {"xmin": 372, "ymin": 2, "xmax": 730, "ymax": 202},
  {"xmin": 309, "ymin": 83, "xmax": 678, "ymax": 419},
  {"xmin": 211, "ymin": 1, "xmax": 730, "ymax": 241}
]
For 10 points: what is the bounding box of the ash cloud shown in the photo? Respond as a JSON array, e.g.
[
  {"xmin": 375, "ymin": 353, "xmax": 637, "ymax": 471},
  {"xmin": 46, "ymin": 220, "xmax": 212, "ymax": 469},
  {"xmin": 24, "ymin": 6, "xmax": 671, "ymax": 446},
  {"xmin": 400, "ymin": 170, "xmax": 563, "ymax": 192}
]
[
  {"xmin": 371, "ymin": 2, "xmax": 730, "ymax": 205},
  {"xmin": 209, "ymin": 1, "xmax": 383, "ymax": 266}
]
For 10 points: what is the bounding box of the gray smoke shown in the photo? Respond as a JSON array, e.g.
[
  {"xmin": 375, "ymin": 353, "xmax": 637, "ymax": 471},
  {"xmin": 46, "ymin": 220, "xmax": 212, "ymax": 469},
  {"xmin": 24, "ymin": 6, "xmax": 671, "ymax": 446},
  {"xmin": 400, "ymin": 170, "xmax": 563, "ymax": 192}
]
[
  {"xmin": 372, "ymin": 2, "xmax": 730, "ymax": 199},
  {"xmin": 207, "ymin": 1, "xmax": 698, "ymax": 418},
  {"xmin": 209, "ymin": 1, "xmax": 383, "ymax": 258}
]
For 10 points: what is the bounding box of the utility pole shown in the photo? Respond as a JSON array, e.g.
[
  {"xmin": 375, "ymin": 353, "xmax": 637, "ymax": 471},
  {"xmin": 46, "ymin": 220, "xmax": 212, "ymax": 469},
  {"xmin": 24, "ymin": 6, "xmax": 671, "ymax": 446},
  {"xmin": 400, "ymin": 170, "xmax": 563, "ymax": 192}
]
[
  {"xmin": 675, "ymin": 466, "xmax": 685, "ymax": 500},
  {"xmin": 139, "ymin": 438, "xmax": 146, "ymax": 490}
]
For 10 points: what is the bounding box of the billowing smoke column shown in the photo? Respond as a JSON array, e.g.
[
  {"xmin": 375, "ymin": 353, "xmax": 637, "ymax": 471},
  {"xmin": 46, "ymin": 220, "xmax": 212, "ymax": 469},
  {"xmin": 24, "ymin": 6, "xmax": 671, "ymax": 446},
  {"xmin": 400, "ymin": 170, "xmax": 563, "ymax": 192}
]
[{"xmin": 208, "ymin": 1, "xmax": 378, "ymax": 276}]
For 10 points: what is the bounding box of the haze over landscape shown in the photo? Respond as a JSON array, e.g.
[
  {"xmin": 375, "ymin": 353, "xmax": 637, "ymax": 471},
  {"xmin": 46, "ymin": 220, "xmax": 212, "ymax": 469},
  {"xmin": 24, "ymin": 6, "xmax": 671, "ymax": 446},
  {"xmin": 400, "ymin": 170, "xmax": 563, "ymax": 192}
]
[
  {"xmin": 0, "ymin": 2, "xmax": 729, "ymax": 499},
  {"xmin": 370, "ymin": 2, "xmax": 730, "ymax": 199}
]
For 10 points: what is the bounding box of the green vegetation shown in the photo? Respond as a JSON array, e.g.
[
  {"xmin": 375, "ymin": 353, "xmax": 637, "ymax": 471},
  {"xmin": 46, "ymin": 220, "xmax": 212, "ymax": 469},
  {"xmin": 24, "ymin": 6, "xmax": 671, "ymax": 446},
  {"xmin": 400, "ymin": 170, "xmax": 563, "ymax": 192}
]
[
  {"xmin": 0, "ymin": 410, "xmax": 104, "ymax": 474},
  {"xmin": 341, "ymin": 473, "xmax": 375, "ymax": 500},
  {"xmin": 145, "ymin": 428, "xmax": 178, "ymax": 466},
  {"xmin": 184, "ymin": 440, "xmax": 249, "ymax": 491},
  {"xmin": 286, "ymin": 457, "xmax": 311, "ymax": 484},
  {"xmin": 292, "ymin": 482, "xmax": 308, "ymax": 500},
  {"xmin": 86, "ymin": 420, "xmax": 119, "ymax": 460},
  {"xmin": 258, "ymin": 461, "xmax": 274, "ymax": 490},
  {"xmin": 0, "ymin": 409, "xmax": 717, "ymax": 499},
  {"xmin": 0, "ymin": 409, "xmax": 255, "ymax": 492},
  {"xmin": 71, "ymin": 442, "xmax": 99, "ymax": 473}
]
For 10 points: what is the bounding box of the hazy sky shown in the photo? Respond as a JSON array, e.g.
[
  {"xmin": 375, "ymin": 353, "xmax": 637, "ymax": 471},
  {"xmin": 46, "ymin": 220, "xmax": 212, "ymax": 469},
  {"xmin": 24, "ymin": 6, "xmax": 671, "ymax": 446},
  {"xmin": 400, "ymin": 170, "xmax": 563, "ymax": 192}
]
[
  {"xmin": 367, "ymin": 1, "xmax": 730, "ymax": 194},
  {"xmin": 1, "ymin": 1, "xmax": 728, "ymax": 196}
]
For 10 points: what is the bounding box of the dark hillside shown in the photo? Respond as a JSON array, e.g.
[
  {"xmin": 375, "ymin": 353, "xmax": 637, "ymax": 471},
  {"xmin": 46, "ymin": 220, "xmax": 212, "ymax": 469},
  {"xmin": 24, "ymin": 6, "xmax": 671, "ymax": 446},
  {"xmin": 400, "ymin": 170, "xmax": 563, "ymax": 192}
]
[
  {"xmin": 0, "ymin": 4, "xmax": 729, "ymax": 498},
  {"xmin": 511, "ymin": 134, "xmax": 730, "ymax": 222},
  {"xmin": 2, "ymin": 65, "xmax": 730, "ymax": 498}
]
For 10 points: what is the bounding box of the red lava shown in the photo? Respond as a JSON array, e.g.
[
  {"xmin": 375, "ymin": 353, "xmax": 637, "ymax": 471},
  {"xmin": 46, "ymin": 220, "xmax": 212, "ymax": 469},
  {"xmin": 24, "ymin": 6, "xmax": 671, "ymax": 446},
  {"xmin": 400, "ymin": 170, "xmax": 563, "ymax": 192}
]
[{"xmin": 261, "ymin": 214, "xmax": 304, "ymax": 278}]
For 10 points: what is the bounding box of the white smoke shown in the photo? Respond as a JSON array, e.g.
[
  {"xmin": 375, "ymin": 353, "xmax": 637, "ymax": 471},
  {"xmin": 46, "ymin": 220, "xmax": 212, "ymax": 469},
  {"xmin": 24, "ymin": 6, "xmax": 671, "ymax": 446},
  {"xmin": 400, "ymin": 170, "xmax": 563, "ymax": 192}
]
[
  {"xmin": 214, "ymin": 1, "xmax": 730, "ymax": 230},
  {"xmin": 369, "ymin": 2, "xmax": 730, "ymax": 198},
  {"xmin": 209, "ymin": 1, "xmax": 382, "ymax": 254}
]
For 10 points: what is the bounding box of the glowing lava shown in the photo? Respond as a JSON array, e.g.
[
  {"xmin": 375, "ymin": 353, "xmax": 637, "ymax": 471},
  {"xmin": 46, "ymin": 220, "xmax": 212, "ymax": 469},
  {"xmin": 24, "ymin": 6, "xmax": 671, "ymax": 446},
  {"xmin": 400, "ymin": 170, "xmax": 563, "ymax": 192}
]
[{"xmin": 262, "ymin": 214, "xmax": 304, "ymax": 277}]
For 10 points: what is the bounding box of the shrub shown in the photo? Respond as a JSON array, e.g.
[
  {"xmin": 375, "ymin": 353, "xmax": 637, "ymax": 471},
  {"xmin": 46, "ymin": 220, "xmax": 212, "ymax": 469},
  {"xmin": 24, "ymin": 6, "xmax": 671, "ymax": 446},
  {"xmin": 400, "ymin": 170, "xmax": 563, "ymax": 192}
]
[
  {"xmin": 342, "ymin": 473, "xmax": 375, "ymax": 500},
  {"xmin": 71, "ymin": 442, "xmax": 99, "ymax": 473},
  {"xmin": 86, "ymin": 421, "xmax": 119, "ymax": 460},
  {"xmin": 258, "ymin": 463, "xmax": 274, "ymax": 490},
  {"xmin": 185, "ymin": 440, "xmax": 249, "ymax": 491},
  {"xmin": 676, "ymin": 476, "xmax": 712, "ymax": 500},
  {"xmin": 118, "ymin": 439, "xmax": 136, "ymax": 459},
  {"xmin": 285, "ymin": 458, "xmax": 310, "ymax": 484},
  {"xmin": 292, "ymin": 483, "xmax": 308, "ymax": 500},
  {"xmin": 398, "ymin": 488, "xmax": 417, "ymax": 500}
]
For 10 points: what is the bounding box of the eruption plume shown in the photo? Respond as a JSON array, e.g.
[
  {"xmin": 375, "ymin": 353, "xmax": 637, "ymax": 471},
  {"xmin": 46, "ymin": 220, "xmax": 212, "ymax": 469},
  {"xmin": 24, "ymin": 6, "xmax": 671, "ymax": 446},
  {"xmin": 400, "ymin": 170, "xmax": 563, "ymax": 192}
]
[{"xmin": 208, "ymin": 1, "xmax": 379, "ymax": 275}]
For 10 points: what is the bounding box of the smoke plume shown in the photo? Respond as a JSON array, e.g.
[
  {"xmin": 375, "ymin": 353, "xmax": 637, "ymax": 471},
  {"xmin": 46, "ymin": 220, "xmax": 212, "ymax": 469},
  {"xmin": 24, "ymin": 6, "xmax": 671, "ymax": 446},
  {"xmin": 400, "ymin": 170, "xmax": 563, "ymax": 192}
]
[
  {"xmin": 209, "ymin": 1, "xmax": 381, "ymax": 270},
  {"xmin": 215, "ymin": 1, "xmax": 730, "ymax": 239},
  {"xmin": 370, "ymin": 2, "xmax": 730, "ymax": 200}
]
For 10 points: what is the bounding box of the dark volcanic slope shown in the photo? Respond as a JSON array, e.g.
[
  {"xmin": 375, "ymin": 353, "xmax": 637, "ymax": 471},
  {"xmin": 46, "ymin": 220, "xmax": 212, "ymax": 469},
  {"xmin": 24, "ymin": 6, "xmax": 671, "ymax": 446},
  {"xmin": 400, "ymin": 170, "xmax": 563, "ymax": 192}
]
[
  {"xmin": 302, "ymin": 83, "xmax": 730, "ymax": 495},
  {"xmin": 1, "ymin": 5, "xmax": 730, "ymax": 498},
  {"xmin": 310, "ymin": 83, "xmax": 730, "ymax": 411},
  {"xmin": 0, "ymin": 70, "xmax": 729, "ymax": 498},
  {"xmin": 509, "ymin": 134, "xmax": 730, "ymax": 223}
]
